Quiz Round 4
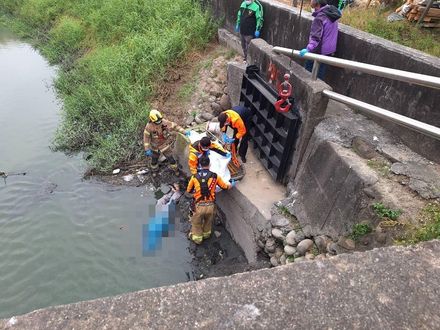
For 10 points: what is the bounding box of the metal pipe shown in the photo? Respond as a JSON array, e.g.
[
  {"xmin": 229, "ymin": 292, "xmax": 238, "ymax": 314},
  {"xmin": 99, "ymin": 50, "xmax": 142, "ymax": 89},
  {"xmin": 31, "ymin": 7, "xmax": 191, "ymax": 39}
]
[
  {"xmin": 417, "ymin": 0, "xmax": 434, "ymax": 26},
  {"xmin": 272, "ymin": 46, "xmax": 440, "ymax": 90},
  {"xmin": 311, "ymin": 60, "xmax": 320, "ymax": 80},
  {"xmin": 323, "ymin": 90, "xmax": 440, "ymax": 140}
]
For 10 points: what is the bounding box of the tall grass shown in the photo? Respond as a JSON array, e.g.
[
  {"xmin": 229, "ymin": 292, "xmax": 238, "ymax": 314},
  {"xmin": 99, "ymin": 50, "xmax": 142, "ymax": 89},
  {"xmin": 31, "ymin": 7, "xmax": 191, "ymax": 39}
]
[
  {"xmin": 341, "ymin": 7, "xmax": 440, "ymax": 57},
  {"xmin": 0, "ymin": 0, "xmax": 216, "ymax": 171}
]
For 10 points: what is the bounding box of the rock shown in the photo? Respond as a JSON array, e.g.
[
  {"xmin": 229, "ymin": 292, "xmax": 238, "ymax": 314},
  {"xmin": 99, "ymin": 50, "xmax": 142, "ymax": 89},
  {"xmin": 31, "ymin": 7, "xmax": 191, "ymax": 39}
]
[
  {"xmin": 112, "ymin": 169, "xmax": 121, "ymax": 175},
  {"xmin": 285, "ymin": 231, "xmax": 297, "ymax": 246},
  {"xmin": 294, "ymin": 232, "xmax": 306, "ymax": 244},
  {"xmin": 219, "ymin": 94, "xmax": 231, "ymax": 110},
  {"xmin": 270, "ymin": 256, "xmax": 279, "ymax": 267},
  {"xmin": 209, "ymin": 96, "xmax": 216, "ymax": 103},
  {"xmin": 361, "ymin": 236, "xmax": 371, "ymax": 246},
  {"xmin": 295, "ymin": 257, "xmax": 305, "ymax": 262},
  {"xmin": 352, "ymin": 136, "xmax": 378, "ymax": 159},
  {"xmin": 185, "ymin": 115, "xmax": 194, "ymax": 126},
  {"xmin": 265, "ymin": 238, "xmax": 276, "ymax": 254},
  {"xmin": 271, "ymin": 228, "xmax": 285, "ymax": 241},
  {"xmin": 274, "ymin": 247, "xmax": 284, "ymax": 259},
  {"xmin": 257, "ymin": 239, "xmax": 265, "ymax": 249},
  {"xmin": 337, "ymin": 237, "xmax": 356, "ymax": 250},
  {"xmin": 363, "ymin": 187, "xmax": 378, "ymax": 199},
  {"xmin": 223, "ymin": 86, "xmax": 228, "ymax": 94},
  {"xmin": 284, "ymin": 245, "xmax": 296, "ymax": 256},
  {"xmin": 297, "ymin": 239, "xmax": 314, "ymax": 256},
  {"xmin": 305, "ymin": 252, "xmax": 315, "ymax": 260},
  {"xmin": 270, "ymin": 214, "xmax": 290, "ymax": 228},
  {"xmin": 210, "ymin": 86, "xmax": 223, "ymax": 98},
  {"xmin": 314, "ymin": 235, "xmax": 331, "ymax": 254},
  {"xmin": 210, "ymin": 102, "xmax": 223, "ymax": 116},
  {"xmin": 214, "ymin": 231, "xmax": 221, "ymax": 238},
  {"xmin": 201, "ymin": 112, "xmax": 214, "ymax": 121},
  {"xmin": 279, "ymin": 254, "xmax": 286, "ymax": 265},
  {"xmin": 327, "ymin": 242, "xmax": 338, "ymax": 255},
  {"xmin": 194, "ymin": 115, "xmax": 204, "ymax": 124},
  {"xmin": 315, "ymin": 254, "xmax": 326, "ymax": 260},
  {"xmin": 375, "ymin": 231, "xmax": 388, "ymax": 244}
]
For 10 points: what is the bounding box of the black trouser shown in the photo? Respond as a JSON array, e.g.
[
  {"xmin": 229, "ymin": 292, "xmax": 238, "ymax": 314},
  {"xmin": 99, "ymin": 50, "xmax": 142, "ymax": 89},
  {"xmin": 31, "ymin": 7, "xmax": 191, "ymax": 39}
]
[
  {"xmin": 233, "ymin": 125, "xmax": 249, "ymax": 159},
  {"xmin": 151, "ymin": 149, "xmax": 176, "ymax": 170}
]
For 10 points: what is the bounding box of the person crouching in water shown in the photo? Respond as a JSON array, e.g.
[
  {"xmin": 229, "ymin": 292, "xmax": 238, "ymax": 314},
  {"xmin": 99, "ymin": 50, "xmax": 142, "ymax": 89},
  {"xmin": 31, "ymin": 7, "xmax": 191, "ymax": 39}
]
[
  {"xmin": 186, "ymin": 156, "xmax": 235, "ymax": 244},
  {"xmin": 143, "ymin": 109, "xmax": 187, "ymax": 176}
]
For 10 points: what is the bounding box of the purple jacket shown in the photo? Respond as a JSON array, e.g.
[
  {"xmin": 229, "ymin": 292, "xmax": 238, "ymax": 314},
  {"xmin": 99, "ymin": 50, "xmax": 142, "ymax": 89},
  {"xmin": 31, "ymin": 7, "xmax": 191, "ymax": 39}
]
[{"xmin": 306, "ymin": 5, "xmax": 341, "ymax": 55}]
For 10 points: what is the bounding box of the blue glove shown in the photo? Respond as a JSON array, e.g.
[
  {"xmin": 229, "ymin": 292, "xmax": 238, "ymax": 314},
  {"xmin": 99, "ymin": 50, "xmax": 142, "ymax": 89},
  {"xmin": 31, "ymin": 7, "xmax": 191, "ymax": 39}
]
[
  {"xmin": 145, "ymin": 149, "xmax": 153, "ymax": 157},
  {"xmin": 299, "ymin": 48, "xmax": 308, "ymax": 57},
  {"xmin": 225, "ymin": 152, "xmax": 231, "ymax": 159},
  {"xmin": 227, "ymin": 136, "xmax": 235, "ymax": 143},
  {"xmin": 254, "ymin": 30, "xmax": 260, "ymax": 38},
  {"xmin": 230, "ymin": 180, "xmax": 236, "ymax": 188},
  {"xmin": 184, "ymin": 130, "xmax": 191, "ymax": 137},
  {"xmin": 235, "ymin": 24, "xmax": 240, "ymax": 32}
]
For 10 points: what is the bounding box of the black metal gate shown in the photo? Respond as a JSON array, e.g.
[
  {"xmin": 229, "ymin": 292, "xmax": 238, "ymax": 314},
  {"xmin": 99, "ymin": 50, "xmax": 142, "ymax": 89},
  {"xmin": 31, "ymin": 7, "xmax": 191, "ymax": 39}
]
[{"xmin": 239, "ymin": 71, "xmax": 301, "ymax": 182}]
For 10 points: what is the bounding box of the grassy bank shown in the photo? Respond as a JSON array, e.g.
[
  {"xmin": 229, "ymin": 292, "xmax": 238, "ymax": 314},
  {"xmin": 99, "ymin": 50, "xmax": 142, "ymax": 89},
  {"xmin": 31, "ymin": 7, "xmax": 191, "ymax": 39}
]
[
  {"xmin": 0, "ymin": 0, "xmax": 216, "ymax": 172},
  {"xmin": 341, "ymin": 7, "xmax": 440, "ymax": 57}
]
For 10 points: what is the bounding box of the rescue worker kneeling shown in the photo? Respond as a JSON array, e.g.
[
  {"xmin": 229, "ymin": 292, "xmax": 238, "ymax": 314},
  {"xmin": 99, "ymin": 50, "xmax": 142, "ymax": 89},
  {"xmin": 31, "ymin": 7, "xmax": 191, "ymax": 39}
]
[
  {"xmin": 188, "ymin": 136, "xmax": 231, "ymax": 175},
  {"xmin": 143, "ymin": 109, "xmax": 187, "ymax": 175},
  {"xmin": 186, "ymin": 156, "xmax": 234, "ymax": 244}
]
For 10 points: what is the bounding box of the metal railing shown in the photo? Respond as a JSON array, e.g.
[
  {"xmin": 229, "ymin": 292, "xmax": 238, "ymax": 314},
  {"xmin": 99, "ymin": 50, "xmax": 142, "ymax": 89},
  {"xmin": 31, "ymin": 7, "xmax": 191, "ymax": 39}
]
[
  {"xmin": 273, "ymin": 47, "xmax": 440, "ymax": 90},
  {"xmin": 272, "ymin": 46, "xmax": 440, "ymax": 141}
]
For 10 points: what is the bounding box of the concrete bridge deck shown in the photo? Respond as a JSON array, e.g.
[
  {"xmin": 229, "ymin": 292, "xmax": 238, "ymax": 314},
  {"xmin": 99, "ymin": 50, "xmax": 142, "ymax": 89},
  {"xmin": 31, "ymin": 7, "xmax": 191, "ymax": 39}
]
[{"xmin": 2, "ymin": 240, "xmax": 439, "ymax": 329}]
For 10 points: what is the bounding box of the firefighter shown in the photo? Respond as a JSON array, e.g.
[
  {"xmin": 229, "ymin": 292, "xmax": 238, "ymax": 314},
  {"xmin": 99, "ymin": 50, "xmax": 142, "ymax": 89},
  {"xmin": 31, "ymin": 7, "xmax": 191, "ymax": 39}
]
[
  {"xmin": 188, "ymin": 136, "xmax": 231, "ymax": 175},
  {"xmin": 218, "ymin": 106, "xmax": 252, "ymax": 163},
  {"xmin": 143, "ymin": 109, "xmax": 186, "ymax": 175},
  {"xmin": 186, "ymin": 156, "xmax": 234, "ymax": 244}
]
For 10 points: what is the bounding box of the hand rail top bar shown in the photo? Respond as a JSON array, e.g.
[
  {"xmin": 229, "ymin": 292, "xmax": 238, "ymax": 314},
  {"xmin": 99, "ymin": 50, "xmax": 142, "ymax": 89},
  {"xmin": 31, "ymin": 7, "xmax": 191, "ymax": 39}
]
[
  {"xmin": 323, "ymin": 90, "xmax": 440, "ymax": 140},
  {"xmin": 272, "ymin": 46, "xmax": 440, "ymax": 90}
]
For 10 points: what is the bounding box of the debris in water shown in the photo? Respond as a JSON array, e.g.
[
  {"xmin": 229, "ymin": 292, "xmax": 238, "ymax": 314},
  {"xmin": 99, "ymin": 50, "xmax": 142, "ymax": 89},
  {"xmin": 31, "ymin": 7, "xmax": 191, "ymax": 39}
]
[
  {"xmin": 112, "ymin": 169, "xmax": 121, "ymax": 175},
  {"xmin": 137, "ymin": 169, "xmax": 149, "ymax": 175},
  {"xmin": 123, "ymin": 174, "xmax": 134, "ymax": 182},
  {"xmin": 7, "ymin": 316, "xmax": 17, "ymax": 326},
  {"xmin": 214, "ymin": 230, "xmax": 222, "ymax": 238}
]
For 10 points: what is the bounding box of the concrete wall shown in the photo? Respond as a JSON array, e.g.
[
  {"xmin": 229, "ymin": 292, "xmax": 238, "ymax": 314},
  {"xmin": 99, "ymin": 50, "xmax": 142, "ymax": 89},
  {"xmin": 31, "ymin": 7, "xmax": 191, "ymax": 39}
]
[
  {"xmin": 221, "ymin": 30, "xmax": 330, "ymax": 181},
  {"xmin": 204, "ymin": 0, "xmax": 440, "ymax": 163},
  {"xmin": 4, "ymin": 240, "xmax": 440, "ymax": 329}
]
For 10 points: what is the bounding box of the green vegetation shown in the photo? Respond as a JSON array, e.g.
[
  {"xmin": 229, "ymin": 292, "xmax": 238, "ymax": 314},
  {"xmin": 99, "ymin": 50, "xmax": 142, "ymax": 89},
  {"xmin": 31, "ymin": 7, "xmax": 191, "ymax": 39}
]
[
  {"xmin": 373, "ymin": 202, "xmax": 402, "ymax": 220},
  {"xmin": 350, "ymin": 223, "xmax": 372, "ymax": 241},
  {"xmin": 0, "ymin": 0, "xmax": 216, "ymax": 171},
  {"xmin": 396, "ymin": 202, "xmax": 440, "ymax": 245},
  {"xmin": 341, "ymin": 7, "xmax": 440, "ymax": 57},
  {"xmin": 178, "ymin": 80, "xmax": 198, "ymax": 103},
  {"xmin": 367, "ymin": 158, "xmax": 391, "ymax": 177}
]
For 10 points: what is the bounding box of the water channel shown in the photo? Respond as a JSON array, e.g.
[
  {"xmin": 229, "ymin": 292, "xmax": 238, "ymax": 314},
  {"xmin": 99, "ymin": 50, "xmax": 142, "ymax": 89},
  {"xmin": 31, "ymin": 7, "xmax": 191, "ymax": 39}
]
[{"xmin": 0, "ymin": 29, "xmax": 192, "ymax": 318}]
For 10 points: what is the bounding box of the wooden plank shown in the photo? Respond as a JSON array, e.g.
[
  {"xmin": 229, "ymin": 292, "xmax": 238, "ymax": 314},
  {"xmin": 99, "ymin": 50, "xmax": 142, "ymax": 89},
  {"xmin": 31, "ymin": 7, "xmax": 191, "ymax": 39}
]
[
  {"xmin": 416, "ymin": 5, "xmax": 440, "ymax": 16},
  {"xmin": 421, "ymin": 22, "xmax": 440, "ymax": 27}
]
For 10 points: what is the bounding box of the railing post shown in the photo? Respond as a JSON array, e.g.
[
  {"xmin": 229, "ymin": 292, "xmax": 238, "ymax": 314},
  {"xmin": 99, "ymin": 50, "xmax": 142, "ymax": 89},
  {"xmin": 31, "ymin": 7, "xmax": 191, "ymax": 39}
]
[{"xmin": 311, "ymin": 60, "xmax": 320, "ymax": 80}]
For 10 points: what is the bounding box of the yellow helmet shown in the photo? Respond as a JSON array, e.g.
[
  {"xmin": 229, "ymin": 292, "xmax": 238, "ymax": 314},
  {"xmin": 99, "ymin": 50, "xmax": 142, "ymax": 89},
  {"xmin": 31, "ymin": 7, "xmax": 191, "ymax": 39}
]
[{"xmin": 149, "ymin": 109, "xmax": 163, "ymax": 123}]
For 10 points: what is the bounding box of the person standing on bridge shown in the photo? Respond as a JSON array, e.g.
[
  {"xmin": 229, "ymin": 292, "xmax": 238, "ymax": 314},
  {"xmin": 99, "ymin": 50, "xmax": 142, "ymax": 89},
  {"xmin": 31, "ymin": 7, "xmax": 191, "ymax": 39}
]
[
  {"xmin": 235, "ymin": 0, "xmax": 264, "ymax": 63},
  {"xmin": 299, "ymin": 0, "xmax": 341, "ymax": 80},
  {"xmin": 186, "ymin": 156, "xmax": 234, "ymax": 244}
]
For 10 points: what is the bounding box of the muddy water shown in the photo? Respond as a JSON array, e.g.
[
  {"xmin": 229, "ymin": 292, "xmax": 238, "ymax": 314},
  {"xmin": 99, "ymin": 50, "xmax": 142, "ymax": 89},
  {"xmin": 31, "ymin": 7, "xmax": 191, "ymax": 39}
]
[{"xmin": 0, "ymin": 29, "xmax": 192, "ymax": 318}]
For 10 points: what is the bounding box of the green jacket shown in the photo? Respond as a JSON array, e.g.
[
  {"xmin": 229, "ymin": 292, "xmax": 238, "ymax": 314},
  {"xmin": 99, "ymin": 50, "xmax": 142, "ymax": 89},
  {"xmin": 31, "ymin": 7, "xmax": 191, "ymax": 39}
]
[{"xmin": 236, "ymin": 0, "xmax": 264, "ymax": 32}]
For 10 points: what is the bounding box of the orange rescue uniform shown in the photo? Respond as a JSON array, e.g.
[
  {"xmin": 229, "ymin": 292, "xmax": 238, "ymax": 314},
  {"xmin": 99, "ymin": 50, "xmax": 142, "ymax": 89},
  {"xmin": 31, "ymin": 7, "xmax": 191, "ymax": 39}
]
[
  {"xmin": 188, "ymin": 140, "xmax": 228, "ymax": 175},
  {"xmin": 220, "ymin": 109, "xmax": 247, "ymax": 140}
]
